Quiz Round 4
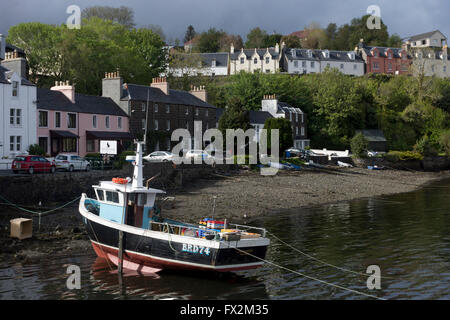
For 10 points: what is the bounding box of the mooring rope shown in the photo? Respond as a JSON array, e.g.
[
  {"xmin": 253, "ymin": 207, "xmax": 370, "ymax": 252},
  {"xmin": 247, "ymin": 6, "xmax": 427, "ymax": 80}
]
[
  {"xmin": 222, "ymin": 241, "xmax": 386, "ymax": 300},
  {"xmin": 0, "ymin": 193, "xmax": 81, "ymax": 216}
]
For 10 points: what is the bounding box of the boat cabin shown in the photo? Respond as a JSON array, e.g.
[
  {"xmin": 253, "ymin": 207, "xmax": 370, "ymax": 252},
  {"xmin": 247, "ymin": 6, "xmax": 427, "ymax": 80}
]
[{"xmin": 91, "ymin": 180, "xmax": 165, "ymax": 229}]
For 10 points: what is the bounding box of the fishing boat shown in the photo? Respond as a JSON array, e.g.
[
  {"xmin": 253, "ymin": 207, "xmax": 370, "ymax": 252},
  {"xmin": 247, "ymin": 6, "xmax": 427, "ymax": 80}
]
[{"xmin": 78, "ymin": 141, "xmax": 270, "ymax": 273}]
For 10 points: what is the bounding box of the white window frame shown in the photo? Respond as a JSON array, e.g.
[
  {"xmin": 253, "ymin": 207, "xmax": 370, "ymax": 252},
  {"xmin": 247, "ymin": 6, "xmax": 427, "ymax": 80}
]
[
  {"xmin": 12, "ymin": 81, "xmax": 18, "ymax": 97},
  {"xmin": 118, "ymin": 117, "xmax": 122, "ymax": 129},
  {"xmin": 55, "ymin": 112, "xmax": 61, "ymax": 128},
  {"xmin": 67, "ymin": 113, "xmax": 77, "ymax": 129},
  {"xmin": 105, "ymin": 116, "xmax": 110, "ymax": 129},
  {"xmin": 39, "ymin": 110, "xmax": 49, "ymax": 128}
]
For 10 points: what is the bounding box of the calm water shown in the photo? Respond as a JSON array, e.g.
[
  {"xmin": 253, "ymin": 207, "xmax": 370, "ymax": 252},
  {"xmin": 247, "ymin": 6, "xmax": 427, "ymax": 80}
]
[{"xmin": 0, "ymin": 178, "xmax": 449, "ymax": 300}]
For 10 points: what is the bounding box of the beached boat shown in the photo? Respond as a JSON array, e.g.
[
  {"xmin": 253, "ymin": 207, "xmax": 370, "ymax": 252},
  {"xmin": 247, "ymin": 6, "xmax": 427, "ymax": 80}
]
[{"xmin": 78, "ymin": 141, "xmax": 270, "ymax": 273}]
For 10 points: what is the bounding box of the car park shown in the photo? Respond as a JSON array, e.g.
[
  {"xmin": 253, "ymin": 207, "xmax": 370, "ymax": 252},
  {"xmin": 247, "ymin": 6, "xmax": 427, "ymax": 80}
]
[
  {"xmin": 11, "ymin": 155, "xmax": 56, "ymax": 174},
  {"xmin": 55, "ymin": 154, "xmax": 91, "ymax": 172},
  {"xmin": 143, "ymin": 151, "xmax": 174, "ymax": 162}
]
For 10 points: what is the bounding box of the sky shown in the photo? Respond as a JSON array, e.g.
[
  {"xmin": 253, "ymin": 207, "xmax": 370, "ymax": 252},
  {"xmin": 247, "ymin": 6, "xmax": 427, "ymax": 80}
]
[{"xmin": 1, "ymin": 0, "xmax": 449, "ymax": 44}]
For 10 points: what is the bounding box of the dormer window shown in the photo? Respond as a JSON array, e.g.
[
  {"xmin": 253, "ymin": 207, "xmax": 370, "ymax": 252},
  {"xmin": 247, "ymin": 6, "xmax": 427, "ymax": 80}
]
[
  {"xmin": 291, "ymin": 49, "xmax": 296, "ymax": 57},
  {"xmin": 307, "ymin": 50, "xmax": 312, "ymax": 58},
  {"xmin": 12, "ymin": 81, "xmax": 18, "ymax": 97},
  {"xmin": 240, "ymin": 57, "xmax": 244, "ymax": 64},
  {"xmin": 265, "ymin": 57, "xmax": 270, "ymax": 64},
  {"xmin": 211, "ymin": 59, "xmax": 216, "ymax": 68},
  {"xmin": 254, "ymin": 58, "xmax": 258, "ymax": 64},
  {"xmin": 323, "ymin": 50, "xmax": 330, "ymax": 58},
  {"xmin": 348, "ymin": 52, "xmax": 355, "ymax": 60}
]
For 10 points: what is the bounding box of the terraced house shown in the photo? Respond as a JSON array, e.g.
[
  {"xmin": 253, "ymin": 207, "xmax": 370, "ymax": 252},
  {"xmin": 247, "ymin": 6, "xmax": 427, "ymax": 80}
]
[
  {"xmin": 102, "ymin": 74, "xmax": 216, "ymax": 151},
  {"xmin": 283, "ymin": 48, "xmax": 365, "ymax": 76},
  {"xmin": 0, "ymin": 35, "xmax": 37, "ymax": 159},
  {"xmin": 167, "ymin": 52, "xmax": 229, "ymax": 77},
  {"xmin": 230, "ymin": 43, "xmax": 283, "ymax": 74}
]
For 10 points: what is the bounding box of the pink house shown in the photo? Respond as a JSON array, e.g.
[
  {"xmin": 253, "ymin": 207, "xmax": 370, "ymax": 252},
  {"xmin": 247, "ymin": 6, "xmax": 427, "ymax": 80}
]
[{"xmin": 37, "ymin": 82, "xmax": 131, "ymax": 157}]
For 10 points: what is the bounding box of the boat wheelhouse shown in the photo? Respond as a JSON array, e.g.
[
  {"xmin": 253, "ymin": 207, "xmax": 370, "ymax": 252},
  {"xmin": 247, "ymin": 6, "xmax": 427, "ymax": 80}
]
[{"xmin": 79, "ymin": 141, "xmax": 269, "ymax": 273}]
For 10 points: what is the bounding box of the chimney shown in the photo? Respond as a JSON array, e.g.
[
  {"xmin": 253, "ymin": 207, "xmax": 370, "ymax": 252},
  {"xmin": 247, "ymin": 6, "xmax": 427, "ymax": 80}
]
[
  {"xmin": 189, "ymin": 85, "xmax": 207, "ymax": 102},
  {"xmin": 151, "ymin": 77, "xmax": 169, "ymax": 95},
  {"xmin": 230, "ymin": 43, "xmax": 234, "ymax": 54},
  {"xmin": 51, "ymin": 80, "xmax": 75, "ymax": 103},
  {"xmin": 1, "ymin": 49, "xmax": 27, "ymax": 79},
  {"xmin": 275, "ymin": 43, "xmax": 280, "ymax": 53},
  {"xmin": 358, "ymin": 38, "xmax": 365, "ymax": 49},
  {"xmin": 0, "ymin": 34, "xmax": 5, "ymax": 60},
  {"xmin": 102, "ymin": 69, "xmax": 124, "ymax": 106},
  {"xmin": 261, "ymin": 94, "xmax": 278, "ymax": 117}
]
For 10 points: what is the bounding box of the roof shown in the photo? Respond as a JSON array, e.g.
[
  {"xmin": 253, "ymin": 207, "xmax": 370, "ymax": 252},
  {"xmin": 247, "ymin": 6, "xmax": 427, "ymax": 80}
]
[
  {"xmin": 407, "ymin": 30, "xmax": 447, "ymax": 42},
  {"xmin": 124, "ymin": 84, "xmax": 216, "ymax": 109},
  {"xmin": 355, "ymin": 130, "xmax": 387, "ymax": 142},
  {"xmin": 231, "ymin": 48, "xmax": 280, "ymax": 60},
  {"xmin": 359, "ymin": 46, "xmax": 411, "ymax": 59},
  {"xmin": 284, "ymin": 48, "xmax": 364, "ymax": 62},
  {"xmin": 199, "ymin": 53, "xmax": 229, "ymax": 67},
  {"xmin": 289, "ymin": 30, "xmax": 309, "ymax": 39},
  {"xmin": 0, "ymin": 65, "xmax": 35, "ymax": 86},
  {"xmin": 216, "ymin": 108, "xmax": 224, "ymax": 121},
  {"xmin": 249, "ymin": 110, "xmax": 272, "ymax": 124},
  {"xmin": 37, "ymin": 88, "xmax": 128, "ymax": 116},
  {"xmin": 50, "ymin": 130, "xmax": 79, "ymax": 138},
  {"xmin": 277, "ymin": 101, "xmax": 304, "ymax": 114}
]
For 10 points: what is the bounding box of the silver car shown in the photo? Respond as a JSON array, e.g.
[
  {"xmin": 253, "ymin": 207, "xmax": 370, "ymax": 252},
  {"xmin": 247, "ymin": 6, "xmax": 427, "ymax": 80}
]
[
  {"xmin": 55, "ymin": 154, "xmax": 91, "ymax": 172},
  {"xmin": 143, "ymin": 151, "xmax": 174, "ymax": 162}
]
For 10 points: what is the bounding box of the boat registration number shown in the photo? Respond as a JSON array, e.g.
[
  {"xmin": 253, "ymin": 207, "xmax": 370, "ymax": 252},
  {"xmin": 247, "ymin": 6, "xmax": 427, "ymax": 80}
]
[{"xmin": 182, "ymin": 243, "xmax": 210, "ymax": 256}]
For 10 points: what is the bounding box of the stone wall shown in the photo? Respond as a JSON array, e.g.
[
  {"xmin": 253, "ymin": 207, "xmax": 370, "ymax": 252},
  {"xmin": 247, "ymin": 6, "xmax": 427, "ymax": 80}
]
[{"xmin": 352, "ymin": 156, "xmax": 449, "ymax": 171}]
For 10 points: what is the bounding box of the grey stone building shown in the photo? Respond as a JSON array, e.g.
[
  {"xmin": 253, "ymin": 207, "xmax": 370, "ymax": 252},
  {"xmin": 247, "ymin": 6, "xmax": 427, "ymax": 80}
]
[{"xmin": 102, "ymin": 73, "xmax": 216, "ymax": 152}]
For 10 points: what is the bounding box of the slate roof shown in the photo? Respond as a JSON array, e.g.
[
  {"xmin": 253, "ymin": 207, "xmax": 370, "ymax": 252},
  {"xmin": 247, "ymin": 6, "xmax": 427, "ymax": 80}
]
[
  {"xmin": 284, "ymin": 48, "xmax": 364, "ymax": 63},
  {"xmin": 124, "ymin": 83, "xmax": 216, "ymax": 109},
  {"xmin": 249, "ymin": 110, "xmax": 272, "ymax": 125},
  {"xmin": 171, "ymin": 52, "xmax": 229, "ymax": 68},
  {"xmin": 277, "ymin": 101, "xmax": 304, "ymax": 114},
  {"xmin": 360, "ymin": 46, "xmax": 412, "ymax": 59},
  {"xmin": 355, "ymin": 130, "xmax": 387, "ymax": 142},
  {"xmin": 0, "ymin": 65, "xmax": 34, "ymax": 86},
  {"xmin": 37, "ymin": 88, "xmax": 128, "ymax": 116},
  {"xmin": 407, "ymin": 30, "xmax": 446, "ymax": 42},
  {"xmin": 230, "ymin": 48, "xmax": 280, "ymax": 60}
]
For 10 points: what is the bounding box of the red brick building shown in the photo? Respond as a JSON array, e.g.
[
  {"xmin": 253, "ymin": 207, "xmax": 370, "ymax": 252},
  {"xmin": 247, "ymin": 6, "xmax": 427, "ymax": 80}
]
[{"xmin": 357, "ymin": 39, "xmax": 412, "ymax": 75}]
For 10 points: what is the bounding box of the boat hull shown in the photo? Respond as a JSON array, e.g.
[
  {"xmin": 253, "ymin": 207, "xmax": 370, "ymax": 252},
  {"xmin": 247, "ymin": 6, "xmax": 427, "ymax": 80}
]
[{"xmin": 82, "ymin": 212, "xmax": 268, "ymax": 273}]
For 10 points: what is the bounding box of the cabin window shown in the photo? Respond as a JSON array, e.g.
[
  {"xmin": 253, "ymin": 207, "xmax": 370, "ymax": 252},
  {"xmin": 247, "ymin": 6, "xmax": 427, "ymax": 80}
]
[
  {"xmin": 105, "ymin": 191, "xmax": 119, "ymax": 203},
  {"xmin": 96, "ymin": 189, "xmax": 105, "ymax": 201},
  {"xmin": 138, "ymin": 193, "xmax": 147, "ymax": 206}
]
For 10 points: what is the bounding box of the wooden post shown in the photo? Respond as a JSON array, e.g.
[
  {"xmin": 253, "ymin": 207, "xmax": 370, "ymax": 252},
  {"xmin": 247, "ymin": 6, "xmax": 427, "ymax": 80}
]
[{"xmin": 118, "ymin": 231, "xmax": 124, "ymax": 274}]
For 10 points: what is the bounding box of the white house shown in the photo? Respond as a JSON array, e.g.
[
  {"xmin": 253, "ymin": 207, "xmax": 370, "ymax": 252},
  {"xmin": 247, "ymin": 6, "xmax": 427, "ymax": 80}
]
[
  {"xmin": 167, "ymin": 52, "xmax": 229, "ymax": 77},
  {"xmin": 405, "ymin": 30, "xmax": 447, "ymax": 48},
  {"xmin": 283, "ymin": 48, "xmax": 365, "ymax": 76},
  {"xmin": 230, "ymin": 43, "xmax": 283, "ymax": 74},
  {"xmin": 0, "ymin": 35, "xmax": 37, "ymax": 159}
]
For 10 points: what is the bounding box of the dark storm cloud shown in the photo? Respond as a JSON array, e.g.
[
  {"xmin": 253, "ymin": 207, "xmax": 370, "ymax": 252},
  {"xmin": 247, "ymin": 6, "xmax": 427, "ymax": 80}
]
[{"xmin": 1, "ymin": 0, "xmax": 449, "ymax": 42}]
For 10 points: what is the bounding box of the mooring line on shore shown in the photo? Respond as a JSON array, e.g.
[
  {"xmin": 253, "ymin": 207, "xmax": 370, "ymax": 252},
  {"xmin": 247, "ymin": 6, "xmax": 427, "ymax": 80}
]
[
  {"xmin": 224, "ymin": 242, "xmax": 386, "ymax": 300},
  {"xmin": 0, "ymin": 193, "xmax": 81, "ymax": 216}
]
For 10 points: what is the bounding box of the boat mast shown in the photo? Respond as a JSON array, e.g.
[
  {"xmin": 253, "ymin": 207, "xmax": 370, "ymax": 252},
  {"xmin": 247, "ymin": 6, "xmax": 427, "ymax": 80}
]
[{"xmin": 132, "ymin": 141, "xmax": 145, "ymax": 189}]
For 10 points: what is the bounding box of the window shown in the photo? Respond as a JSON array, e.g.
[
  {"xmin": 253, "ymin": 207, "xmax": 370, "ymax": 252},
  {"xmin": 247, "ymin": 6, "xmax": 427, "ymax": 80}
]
[
  {"xmin": 141, "ymin": 103, "xmax": 146, "ymax": 112},
  {"xmin": 166, "ymin": 105, "xmax": 170, "ymax": 113},
  {"xmin": 39, "ymin": 137, "xmax": 48, "ymax": 153},
  {"xmin": 302, "ymin": 61, "xmax": 306, "ymax": 68},
  {"xmin": 92, "ymin": 115, "xmax": 97, "ymax": 128},
  {"xmin": 105, "ymin": 191, "xmax": 119, "ymax": 203},
  {"xmin": 340, "ymin": 64, "xmax": 344, "ymax": 69},
  {"xmin": 154, "ymin": 120, "xmax": 159, "ymax": 130},
  {"xmin": 295, "ymin": 113, "xmax": 298, "ymax": 122},
  {"xmin": 142, "ymin": 119, "xmax": 146, "ymax": 130},
  {"xmin": 296, "ymin": 127, "xmax": 298, "ymax": 135},
  {"xmin": 68, "ymin": 113, "xmax": 76, "ymax": 128},
  {"xmin": 16, "ymin": 136, "xmax": 21, "ymax": 151},
  {"xmin": 185, "ymin": 107, "xmax": 189, "ymax": 115},
  {"xmin": 353, "ymin": 64, "xmax": 357, "ymax": 70},
  {"xmin": 12, "ymin": 81, "xmax": 18, "ymax": 97},
  {"xmin": 240, "ymin": 57, "xmax": 244, "ymax": 64},
  {"xmin": 10, "ymin": 136, "xmax": 14, "ymax": 151},
  {"xmin": 206, "ymin": 109, "xmax": 209, "ymax": 117},
  {"xmin": 118, "ymin": 117, "xmax": 122, "ymax": 129},
  {"xmin": 265, "ymin": 57, "xmax": 270, "ymax": 64},
  {"xmin": 105, "ymin": 116, "xmax": 110, "ymax": 128},
  {"xmin": 301, "ymin": 114, "xmax": 304, "ymax": 123},
  {"xmin": 254, "ymin": 58, "xmax": 258, "ymax": 64},
  {"xmin": 62, "ymin": 138, "xmax": 77, "ymax": 152},
  {"xmin": 326, "ymin": 63, "xmax": 330, "ymax": 68},
  {"xmin": 294, "ymin": 61, "xmax": 298, "ymax": 67},
  {"xmin": 96, "ymin": 189, "xmax": 104, "ymax": 201},
  {"xmin": 310, "ymin": 61, "xmax": 315, "ymax": 68},
  {"xmin": 444, "ymin": 66, "xmax": 447, "ymax": 73},
  {"xmin": 301, "ymin": 127, "xmax": 305, "ymax": 136},
  {"xmin": 195, "ymin": 108, "xmax": 199, "ymax": 116},
  {"xmin": 289, "ymin": 112, "xmax": 292, "ymax": 121},
  {"xmin": 373, "ymin": 62, "xmax": 379, "ymax": 70},
  {"xmin": 39, "ymin": 111, "xmax": 48, "ymax": 127},
  {"xmin": 86, "ymin": 139, "xmax": 95, "ymax": 152},
  {"xmin": 56, "ymin": 112, "xmax": 61, "ymax": 128},
  {"xmin": 265, "ymin": 69, "xmax": 270, "ymax": 73},
  {"xmin": 431, "ymin": 65, "xmax": 435, "ymax": 72},
  {"xmin": 9, "ymin": 109, "xmax": 20, "ymax": 125},
  {"xmin": 154, "ymin": 104, "xmax": 158, "ymax": 113},
  {"xmin": 166, "ymin": 120, "xmax": 170, "ymax": 131}
]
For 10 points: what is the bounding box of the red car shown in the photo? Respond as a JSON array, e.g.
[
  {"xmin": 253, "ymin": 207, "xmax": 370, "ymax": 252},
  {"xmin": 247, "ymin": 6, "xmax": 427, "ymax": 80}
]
[{"xmin": 12, "ymin": 155, "xmax": 56, "ymax": 174}]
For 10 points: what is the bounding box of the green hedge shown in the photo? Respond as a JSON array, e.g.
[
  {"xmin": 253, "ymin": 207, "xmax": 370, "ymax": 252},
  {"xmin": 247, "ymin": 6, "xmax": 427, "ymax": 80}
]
[{"xmin": 384, "ymin": 151, "xmax": 424, "ymax": 162}]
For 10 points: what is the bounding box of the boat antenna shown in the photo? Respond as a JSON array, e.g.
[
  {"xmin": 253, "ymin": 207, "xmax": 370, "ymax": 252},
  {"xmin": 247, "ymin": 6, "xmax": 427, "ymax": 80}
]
[{"xmin": 143, "ymin": 87, "xmax": 150, "ymax": 154}]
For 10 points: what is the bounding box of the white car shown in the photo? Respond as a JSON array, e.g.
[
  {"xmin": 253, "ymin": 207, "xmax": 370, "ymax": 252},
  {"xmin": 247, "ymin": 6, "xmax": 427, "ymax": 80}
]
[
  {"xmin": 184, "ymin": 150, "xmax": 212, "ymax": 162},
  {"xmin": 55, "ymin": 154, "xmax": 90, "ymax": 172},
  {"xmin": 143, "ymin": 151, "xmax": 174, "ymax": 162}
]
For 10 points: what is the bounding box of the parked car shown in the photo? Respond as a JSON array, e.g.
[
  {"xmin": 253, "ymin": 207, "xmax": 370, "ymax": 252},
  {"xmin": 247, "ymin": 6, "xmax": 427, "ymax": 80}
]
[
  {"xmin": 55, "ymin": 154, "xmax": 90, "ymax": 172},
  {"xmin": 285, "ymin": 148, "xmax": 319, "ymax": 159},
  {"xmin": 11, "ymin": 155, "xmax": 56, "ymax": 174},
  {"xmin": 184, "ymin": 150, "xmax": 213, "ymax": 162},
  {"xmin": 143, "ymin": 151, "xmax": 174, "ymax": 162}
]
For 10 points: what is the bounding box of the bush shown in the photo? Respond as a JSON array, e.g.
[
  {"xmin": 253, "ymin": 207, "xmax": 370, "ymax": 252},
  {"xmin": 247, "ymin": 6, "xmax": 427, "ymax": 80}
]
[
  {"xmin": 350, "ymin": 133, "xmax": 369, "ymax": 158},
  {"xmin": 384, "ymin": 151, "xmax": 424, "ymax": 162},
  {"xmin": 439, "ymin": 130, "xmax": 450, "ymax": 156},
  {"xmin": 414, "ymin": 135, "xmax": 438, "ymax": 157},
  {"xmin": 84, "ymin": 153, "xmax": 101, "ymax": 159},
  {"xmin": 27, "ymin": 144, "xmax": 45, "ymax": 156}
]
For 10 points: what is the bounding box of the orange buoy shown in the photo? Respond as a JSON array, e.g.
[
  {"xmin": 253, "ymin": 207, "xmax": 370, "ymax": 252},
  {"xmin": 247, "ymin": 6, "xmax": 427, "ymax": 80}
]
[{"xmin": 112, "ymin": 178, "xmax": 128, "ymax": 184}]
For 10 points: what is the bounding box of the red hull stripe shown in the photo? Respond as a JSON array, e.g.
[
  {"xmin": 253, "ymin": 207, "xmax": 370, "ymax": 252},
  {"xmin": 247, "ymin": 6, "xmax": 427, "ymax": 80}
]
[{"xmin": 91, "ymin": 241, "xmax": 263, "ymax": 272}]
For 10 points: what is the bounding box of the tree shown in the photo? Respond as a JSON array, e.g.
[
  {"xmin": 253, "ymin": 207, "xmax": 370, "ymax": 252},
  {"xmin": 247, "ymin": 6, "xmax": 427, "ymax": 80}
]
[
  {"xmin": 218, "ymin": 97, "xmax": 251, "ymax": 132},
  {"xmin": 350, "ymin": 133, "xmax": 369, "ymax": 157},
  {"xmin": 324, "ymin": 23, "xmax": 338, "ymax": 49},
  {"xmin": 81, "ymin": 5, "xmax": 135, "ymax": 29},
  {"xmin": 184, "ymin": 25, "xmax": 196, "ymax": 43},
  {"xmin": 196, "ymin": 28, "xmax": 226, "ymax": 52},
  {"xmin": 263, "ymin": 118, "xmax": 293, "ymax": 156},
  {"xmin": 387, "ymin": 34, "xmax": 402, "ymax": 47},
  {"xmin": 280, "ymin": 34, "xmax": 302, "ymax": 48},
  {"xmin": 302, "ymin": 22, "xmax": 327, "ymax": 49},
  {"xmin": 144, "ymin": 24, "xmax": 166, "ymax": 41},
  {"xmin": 219, "ymin": 34, "xmax": 244, "ymax": 52},
  {"xmin": 263, "ymin": 34, "xmax": 283, "ymax": 47},
  {"xmin": 245, "ymin": 27, "xmax": 268, "ymax": 48}
]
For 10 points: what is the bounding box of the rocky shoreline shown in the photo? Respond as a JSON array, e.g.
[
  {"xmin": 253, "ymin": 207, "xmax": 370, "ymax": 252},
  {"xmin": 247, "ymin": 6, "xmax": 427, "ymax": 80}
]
[{"xmin": 1, "ymin": 167, "xmax": 448, "ymax": 262}]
